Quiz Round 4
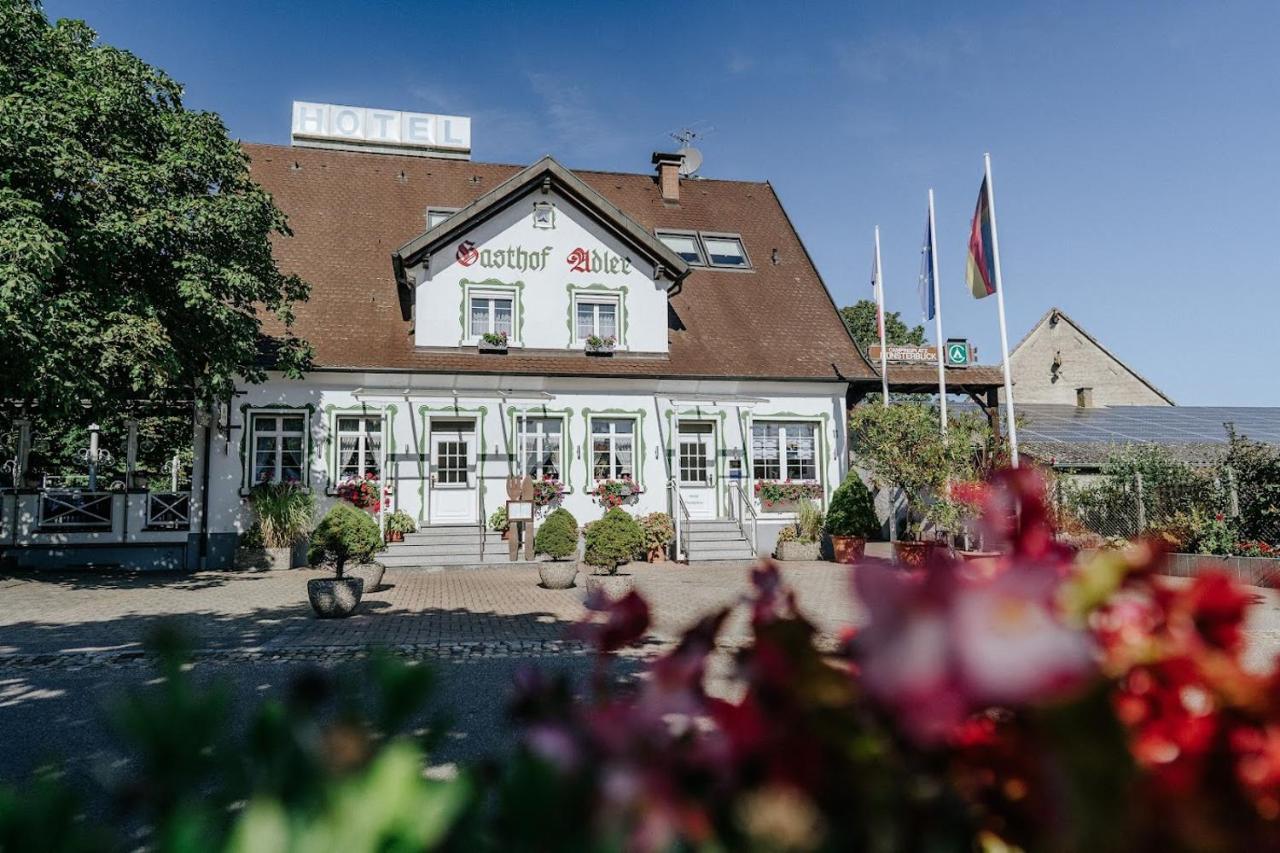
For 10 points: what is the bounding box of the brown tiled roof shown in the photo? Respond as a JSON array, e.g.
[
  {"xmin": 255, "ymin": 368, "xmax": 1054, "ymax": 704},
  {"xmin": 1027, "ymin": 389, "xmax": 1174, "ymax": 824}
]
[{"xmin": 244, "ymin": 143, "xmax": 874, "ymax": 382}]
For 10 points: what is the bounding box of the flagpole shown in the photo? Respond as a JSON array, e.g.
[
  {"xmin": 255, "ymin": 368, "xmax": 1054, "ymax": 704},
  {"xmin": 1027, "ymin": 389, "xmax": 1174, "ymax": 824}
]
[
  {"xmin": 874, "ymin": 226, "xmax": 889, "ymax": 408},
  {"xmin": 984, "ymin": 153, "xmax": 1019, "ymax": 467},
  {"xmin": 928, "ymin": 189, "xmax": 948, "ymax": 433}
]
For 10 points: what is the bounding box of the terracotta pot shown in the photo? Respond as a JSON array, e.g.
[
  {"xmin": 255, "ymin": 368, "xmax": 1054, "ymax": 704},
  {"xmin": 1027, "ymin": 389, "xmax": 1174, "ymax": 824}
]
[
  {"xmin": 538, "ymin": 561, "xmax": 578, "ymax": 589},
  {"xmin": 307, "ymin": 576, "xmax": 364, "ymax": 618},
  {"xmin": 386, "ymin": 530, "xmax": 404, "ymax": 543},
  {"xmin": 956, "ymin": 550, "xmax": 1001, "ymax": 562},
  {"xmin": 647, "ymin": 546, "xmax": 669, "ymax": 563},
  {"xmin": 775, "ymin": 540, "xmax": 821, "ymax": 561},
  {"xmin": 830, "ymin": 535, "xmax": 867, "ymax": 564},
  {"xmin": 585, "ymin": 572, "xmax": 634, "ymax": 600},
  {"xmin": 893, "ymin": 540, "xmax": 942, "ymax": 569},
  {"xmin": 347, "ymin": 561, "xmax": 385, "ymax": 593}
]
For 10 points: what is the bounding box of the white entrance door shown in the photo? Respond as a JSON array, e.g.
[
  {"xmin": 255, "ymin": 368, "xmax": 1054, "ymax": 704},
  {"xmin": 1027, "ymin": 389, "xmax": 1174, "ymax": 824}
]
[
  {"xmin": 428, "ymin": 420, "xmax": 477, "ymax": 524},
  {"xmin": 678, "ymin": 422, "xmax": 717, "ymax": 519}
]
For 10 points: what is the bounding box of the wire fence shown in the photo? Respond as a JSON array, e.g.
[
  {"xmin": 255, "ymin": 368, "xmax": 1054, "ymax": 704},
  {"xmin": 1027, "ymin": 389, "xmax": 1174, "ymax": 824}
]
[{"xmin": 1052, "ymin": 469, "xmax": 1280, "ymax": 557}]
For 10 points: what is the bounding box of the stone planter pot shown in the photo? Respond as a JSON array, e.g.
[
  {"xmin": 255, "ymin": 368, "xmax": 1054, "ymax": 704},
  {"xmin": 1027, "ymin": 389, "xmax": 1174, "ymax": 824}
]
[
  {"xmin": 830, "ymin": 535, "xmax": 867, "ymax": 564},
  {"xmin": 585, "ymin": 342, "xmax": 616, "ymax": 356},
  {"xmin": 307, "ymin": 576, "xmax": 364, "ymax": 618},
  {"xmin": 585, "ymin": 572, "xmax": 634, "ymax": 599},
  {"xmin": 478, "ymin": 340, "xmax": 508, "ymax": 353},
  {"xmin": 347, "ymin": 561, "xmax": 385, "ymax": 593},
  {"xmin": 237, "ymin": 541, "xmax": 304, "ymax": 570},
  {"xmin": 893, "ymin": 540, "xmax": 943, "ymax": 569},
  {"xmin": 776, "ymin": 540, "xmax": 821, "ymax": 561},
  {"xmin": 538, "ymin": 561, "xmax": 578, "ymax": 589}
]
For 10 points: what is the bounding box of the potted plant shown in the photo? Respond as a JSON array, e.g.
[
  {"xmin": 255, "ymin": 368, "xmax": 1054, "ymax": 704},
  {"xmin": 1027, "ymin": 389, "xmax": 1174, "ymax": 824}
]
[
  {"xmin": 479, "ymin": 330, "xmax": 509, "ymax": 353},
  {"xmin": 754, "ymin": 479, "xmax": 824, "ymax": 513},
  {"xmin": 774, "ymin": 500, "xmax": 824, "ymax": 561},
  {"xmin": 593, "ymin": 476, "xmax": 642, "ymax": 508},
  {"xmin": 306, "ymin": 502, "xmax": 383, "ymax": 617},
  {"xmin": 385, "ymin": 509, "xmax": 415, "ymax": 543},
  {"xmin": 640, "ymin": 512, "xmax": 674, "ymax": 562},
  {"xmin": 583, "ymin": 507, "xmax": 645, "ymax": 599},
  {"xmin": 489, "ymin": 506, "xmax": 509, "ymax": 539},
  {"xmin": 245, "ymin": 482, "xmax": 315, "ymax": 570},
  {"xmin": 531, "ymin": 475, "xmax": 565, "ymax": 512},
  {"xmin": 825, "ymin": 473, "xmax": 879, "ymax": 563},
  {"xmin": 584, "ymin": 334, "xmax": 616, "ymax": 355},
  {"xmin": 534, "ymin": 507, "xmax": 579, "ymax": 589}
]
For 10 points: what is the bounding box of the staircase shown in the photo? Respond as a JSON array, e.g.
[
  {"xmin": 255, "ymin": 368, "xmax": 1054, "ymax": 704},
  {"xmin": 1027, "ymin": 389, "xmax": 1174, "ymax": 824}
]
[
  {"xmin": 379, "ymin": 525, "xmax": 515, "ymax": 569},
  {"xmin": 683, "ymin": 519, "xmax": 756, "ymax": 562}
]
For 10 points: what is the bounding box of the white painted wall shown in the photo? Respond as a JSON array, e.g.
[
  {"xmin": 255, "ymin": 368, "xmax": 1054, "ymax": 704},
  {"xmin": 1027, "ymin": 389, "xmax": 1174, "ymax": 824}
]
[
  {"xmin": 203, "ymin": 372, "xmax": 848, "ymax": 550},
  {"xmin": 411, "ymin": 188, "xmax": 667, "ymax": 353}
]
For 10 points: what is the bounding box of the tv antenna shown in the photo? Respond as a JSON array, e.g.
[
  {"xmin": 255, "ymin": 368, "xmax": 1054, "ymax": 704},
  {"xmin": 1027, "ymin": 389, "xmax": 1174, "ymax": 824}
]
[{"xmin": 668, "ymin": 125, "xmax": 711, "ymax": 177}]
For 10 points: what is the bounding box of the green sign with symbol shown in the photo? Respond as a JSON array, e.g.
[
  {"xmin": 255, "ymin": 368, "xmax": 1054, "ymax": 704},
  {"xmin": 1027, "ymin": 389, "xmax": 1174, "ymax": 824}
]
[{"xmin": 945, "ymin": 341, "xmax": 971, "ymax": 367}]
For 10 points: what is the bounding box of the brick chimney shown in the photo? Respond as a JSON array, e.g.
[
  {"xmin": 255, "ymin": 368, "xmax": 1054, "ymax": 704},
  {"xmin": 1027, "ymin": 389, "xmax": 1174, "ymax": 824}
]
[{"xmin": 652, "ymin": 152, "xmax": 682, "ymax": 203}]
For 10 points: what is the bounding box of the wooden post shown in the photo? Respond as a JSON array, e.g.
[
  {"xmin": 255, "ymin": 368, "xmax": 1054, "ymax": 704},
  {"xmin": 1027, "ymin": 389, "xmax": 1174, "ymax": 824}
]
[
  {"xmin": 506, "ymin": 475, "xmax": 520, "ymax": 562},
  {"xmin": 521, "ymin": 476, "xmax": 536, "ymax": 561}
]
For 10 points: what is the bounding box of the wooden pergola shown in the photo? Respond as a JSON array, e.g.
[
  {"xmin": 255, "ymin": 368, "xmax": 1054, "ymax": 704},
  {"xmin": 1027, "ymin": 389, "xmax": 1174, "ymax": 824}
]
[{"xmin": 847, "ymin": 364, "xmax": 1009, "ymax": 438}]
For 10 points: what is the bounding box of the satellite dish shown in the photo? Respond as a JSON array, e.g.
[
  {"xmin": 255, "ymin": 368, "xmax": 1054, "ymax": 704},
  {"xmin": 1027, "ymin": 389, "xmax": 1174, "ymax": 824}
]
[{"xmin": 677, "ymin": 145, "xmax": 703, "ymax": 177}]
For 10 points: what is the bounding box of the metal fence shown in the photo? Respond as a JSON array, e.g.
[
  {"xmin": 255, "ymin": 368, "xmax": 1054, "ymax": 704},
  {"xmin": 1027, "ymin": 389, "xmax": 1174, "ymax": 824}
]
[{"xmin": 1052, "ymin": 470, "xmax": 1280, "ymax": 555}]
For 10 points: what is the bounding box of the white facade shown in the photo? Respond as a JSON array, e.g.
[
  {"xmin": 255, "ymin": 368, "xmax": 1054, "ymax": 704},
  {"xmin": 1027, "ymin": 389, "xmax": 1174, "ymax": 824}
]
[
  {"xmin": 414, "ymin": 189, "xmax": 667, "ymax": 354},
  {"xmin": 197, "ymin": 371, "xmax": 847, "ymax": 566}
]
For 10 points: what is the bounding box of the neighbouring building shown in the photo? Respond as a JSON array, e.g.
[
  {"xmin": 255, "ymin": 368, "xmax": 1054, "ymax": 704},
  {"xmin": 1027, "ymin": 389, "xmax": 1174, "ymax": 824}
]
[
  {"xmin": 1008, "ymin": 307, "xmax": 1175, "ymax": 408},
  {"xmin": 1, "ymin": 103, "xmax": 1005, "ymax": 571}
]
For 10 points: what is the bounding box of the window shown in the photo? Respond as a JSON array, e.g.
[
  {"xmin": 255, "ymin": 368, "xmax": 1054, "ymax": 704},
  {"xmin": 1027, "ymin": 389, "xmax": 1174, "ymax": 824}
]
[
  {"xmin": 519, "ymin": 418, "xmax": 562, "ymax": 479},
  {"xmin": 591, "ymin": 419, "xmax": 634, "ymax": 480},
  {"xmin": 657, "ymin": 231, "xmax": 705, "ymax": 265},
  {"xmin": 425, "ymin": 207, "xmax": 457, "ymax": 229},
  {"xmin": 751, "ymin": 421, "xmax": 816, "ymax": 482},
  {"xmin": 576, "ymin": 299, "xmax": 618, "ymax": 342},
  {"xmin": 703, "ymin": 235, "xmax": 749, "ymax": 268},
  {"xmin": 251, "ymin": 414, "xmax": 307, "ymax": 485},
  {"xmin": 336, "ymin": 416, "xmax": 382, "ymax": 480},
  {"xmin": 532, "ymin": 201, "xmax": 555, "ymax": 229},
  {"xmin": 469, "ymin": 294, "xmax": 513, "ymax": 339}
]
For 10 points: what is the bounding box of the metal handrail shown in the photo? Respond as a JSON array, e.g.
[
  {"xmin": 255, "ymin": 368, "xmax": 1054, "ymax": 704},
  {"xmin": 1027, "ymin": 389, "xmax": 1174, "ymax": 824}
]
[
  {"xmin": 669, "ymin": 479, "xmax": 691, "ymax": 562},
  {"xmin": 676, "ymin": 490, "xmax": 692, "ymax": 562},
  {"xmin": 476, "ymin": 471, "xmax": 484, "ymax": 562},
  {"xmin": 730, "ymin": 481, "xmax": 758, "ymax": 556}
]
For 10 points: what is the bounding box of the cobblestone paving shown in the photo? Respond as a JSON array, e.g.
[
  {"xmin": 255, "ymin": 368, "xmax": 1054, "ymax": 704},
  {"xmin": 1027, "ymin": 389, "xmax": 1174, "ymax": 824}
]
[{"xmin": 2, "ymin": 556, "xmax": 1277, "ymax": 671}]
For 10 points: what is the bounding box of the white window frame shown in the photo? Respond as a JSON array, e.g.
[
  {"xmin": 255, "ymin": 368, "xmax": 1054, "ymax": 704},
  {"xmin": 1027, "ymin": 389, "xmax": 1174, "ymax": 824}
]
[
  {"xmin": 574, "ymin": 296, "xmax": 621, "ymax": 346},
  {"xmin": 751, "ymin": 421, "xmax": 817, "ymax": 483},
  {"xmin": 335, "ymin": 415, "xmax": 383, "ymax": 481},
  {"xmin": 518, "ymin": 417, "xmax": 563, "ymax": 480},
  {"xmin": 425, "ymin": 206, "xmax": 458, "ymax": 229},
  {"xmin": 591, "ymin": 418, "xmax": 636, "ymax": 481},
  {"xmin": 249, "ymin": 411, "xmax": 309, "ymax": 487},
  {"xmin": 700, "ymin": 232, "xmax": 751, "ymax": 269},
  {"xmin": 468, "ymin": 289, "xmax": 517, "ymax": 343},
  {"xmin": 656, "ymin": 230, "xmax": 705, "ymax": 266}
]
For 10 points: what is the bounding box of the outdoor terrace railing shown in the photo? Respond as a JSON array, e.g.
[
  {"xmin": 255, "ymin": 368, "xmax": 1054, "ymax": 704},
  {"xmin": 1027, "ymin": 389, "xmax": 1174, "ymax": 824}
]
[
  {"xmin": 38, "ymin": 490, "xmax": 113, "ymax": 530},
  {"xmin": 728, "ymin": 481, "xmax": 758, "ymax": 556},
  {"xmin": 145, "ymin": 491, "xmax": 191, "ymax": 530}
]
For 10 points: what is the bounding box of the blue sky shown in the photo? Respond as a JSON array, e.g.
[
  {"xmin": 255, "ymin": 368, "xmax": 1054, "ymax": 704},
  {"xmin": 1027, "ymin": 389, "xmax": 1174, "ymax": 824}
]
[{"xmin": 46, "ymin": 0, "xmax": 1280, "ymax": 405}]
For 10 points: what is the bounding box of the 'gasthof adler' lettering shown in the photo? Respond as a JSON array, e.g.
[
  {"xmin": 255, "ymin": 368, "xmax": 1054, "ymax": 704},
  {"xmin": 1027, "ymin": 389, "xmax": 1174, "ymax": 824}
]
[
  {"xmin": 567, "ymin": 247, "xmax": 632, "ymax": 275},
  {"xmin": 455, "ymin": 244, "xmax": 554, "ymax": 272}
]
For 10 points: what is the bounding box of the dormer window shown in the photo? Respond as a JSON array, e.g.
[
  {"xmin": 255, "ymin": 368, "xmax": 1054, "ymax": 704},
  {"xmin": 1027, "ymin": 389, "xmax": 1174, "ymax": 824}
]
[
  {"xmin": 425, "ymin": 207, "xmax": 458, "ymax": 229},
  {"xmin": 656, "ymin": 231, "xmax": 704, "ymax": 265},
  {"xmin": 702, "ymin": 234, "xmax": 749, "ymax": 268}
]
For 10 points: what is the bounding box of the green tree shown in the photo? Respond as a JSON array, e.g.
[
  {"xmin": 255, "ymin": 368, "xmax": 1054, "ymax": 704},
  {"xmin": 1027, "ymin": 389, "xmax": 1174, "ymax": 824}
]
[
  {"xmin": 0, "ymin": 1, "xmax": 311, "ymax": 425},
  {"xmin": 840, "ymin": 299, "xmax": 926, "ymax": 350}
]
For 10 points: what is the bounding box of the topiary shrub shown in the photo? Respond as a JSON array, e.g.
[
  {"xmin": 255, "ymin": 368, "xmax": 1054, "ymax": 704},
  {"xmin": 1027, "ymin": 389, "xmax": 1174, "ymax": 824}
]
[
  {"xmin": 825, "ymin": 473, "xmax": 879, "ymax": 539},
  {"xmin": 308, "ymin": 503, "xmax": 382, "ymax": 577},
  {"xmin": 583, "ymin": 508, "xmax": 645, "ymax": 575},
  {"xmin": 535, "ymin": 508, "xmax": 579, "ymax": 560}
]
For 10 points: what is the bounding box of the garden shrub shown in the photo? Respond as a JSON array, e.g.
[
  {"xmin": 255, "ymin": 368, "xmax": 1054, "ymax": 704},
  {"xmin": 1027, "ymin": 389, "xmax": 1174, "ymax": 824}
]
[
  {"xmin": 249, "ymin": 482, "xmax": 314, "ymax": 548},
  {"xmin": 308, "ymin": 502, "xmax": 381, "ymax": 576},
  {"xmin": 583, "ymin": 508, "xmax": 644, "ymax": 574},
  {"xmin": 488, "ymin": 506, "xmax": 508, "ymax": 532},
  {"xmin": 534, "ymin": 508, "xmax": 579, "ymax": 560},
  {"xmin": 825, "ymin": 473, "xmax": 879, "ymax": 538},
  {"xmin": 640, "ymin": 512, "xmax": 674, "ymax": 558},
  {"xmin": 795, "ymin": 500, "xmax": 825, "ymax": 543}
]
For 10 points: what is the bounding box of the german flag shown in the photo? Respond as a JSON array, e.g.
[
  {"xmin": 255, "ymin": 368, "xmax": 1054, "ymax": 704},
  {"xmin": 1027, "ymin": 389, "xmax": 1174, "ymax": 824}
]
[{"xmin": 966, "ymin": 177, "xmax": 997, "ymax": 299}]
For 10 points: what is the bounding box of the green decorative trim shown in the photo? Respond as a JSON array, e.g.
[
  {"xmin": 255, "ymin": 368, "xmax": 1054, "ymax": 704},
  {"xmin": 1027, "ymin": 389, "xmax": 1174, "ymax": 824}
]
[
  {"xmin": 238, "ymin": 404, "xmax": 317, "ymax": 496},
  {"xmin": 505, "ymin": 406, "xmax": 575, "ymax": 492},
  {"xmin": 565, "ymin": 283, "xmax": 629, "ymax": 348},
  {"xmin": 581, "ymin": 408, "xmax": 647, "ymax": 491},
  {"xmin": 458, "ymin": 278, "xmax": 526, "ymax": 346},
  {"xmin": 418, "ymin": 404, "xmax": 489, "ymax": 525},
  {"xmin": 665, "ymin": 408, "xmax": 729, "ymax": 517},
  {"xmin": 742, "ymin": 411, "xmax": 833, "ymax": 509}
]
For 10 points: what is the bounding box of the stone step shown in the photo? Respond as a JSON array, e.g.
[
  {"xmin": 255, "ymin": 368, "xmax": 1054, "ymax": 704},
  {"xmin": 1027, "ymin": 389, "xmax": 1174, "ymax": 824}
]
[
  {"xmin": 687, "ymin": 528, "xmax": 747, "ymax": 542},
  {"xmin": 378, "ymin": 554, "xmax": 526, "ymax": 569},
  {"xmin": 685, "ymin": 519, "xmax": 740, "ymax": 531},
  {"xmin": 685, "ymin": 548, "xmax": 756, "ymax": 562},
  {"xmin": 382, "ymin": 543, "xmax": 487, "ymax": 558}
]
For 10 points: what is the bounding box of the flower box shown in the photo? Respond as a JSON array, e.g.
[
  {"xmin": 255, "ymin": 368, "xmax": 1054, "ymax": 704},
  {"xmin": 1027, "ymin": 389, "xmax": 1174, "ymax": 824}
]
[
  {"xmin": 479, "ymin": 332, "xmax": 509, "ymax": 353},
  {"xmin": 585, "ymin": 335, "xmax": 616, "ymax": 356},
  {"xmin": 754, "ymin": 480, "xmax": 824, "ymax": 512}
]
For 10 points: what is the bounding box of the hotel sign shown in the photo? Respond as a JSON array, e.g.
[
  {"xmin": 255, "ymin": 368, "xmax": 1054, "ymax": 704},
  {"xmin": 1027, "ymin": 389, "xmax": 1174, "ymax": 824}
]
[{"xmin": 291, "ymin": 101, "xmax": 471, "ymax": 157}]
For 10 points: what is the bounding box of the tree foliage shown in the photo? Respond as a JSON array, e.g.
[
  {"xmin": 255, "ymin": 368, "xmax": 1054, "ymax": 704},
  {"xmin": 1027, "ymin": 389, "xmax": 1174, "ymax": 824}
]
[
  {"xmin": 583, "ymin": 508, "xmax": 644, "ymax": 574},
  {"xmin": 0, "ymin": 1, "xmax": 312, "ymax": 422},
  {"xmin": 825, "ymin": 472, "xmax": 879, "ymax": 538},
  {"xmin": 840, "ymin": 299, "xmax": 925, "ymax": 350},
  {"xmin": 308, "ymin": 502, "xmax": 380, "ymax": 576}
]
